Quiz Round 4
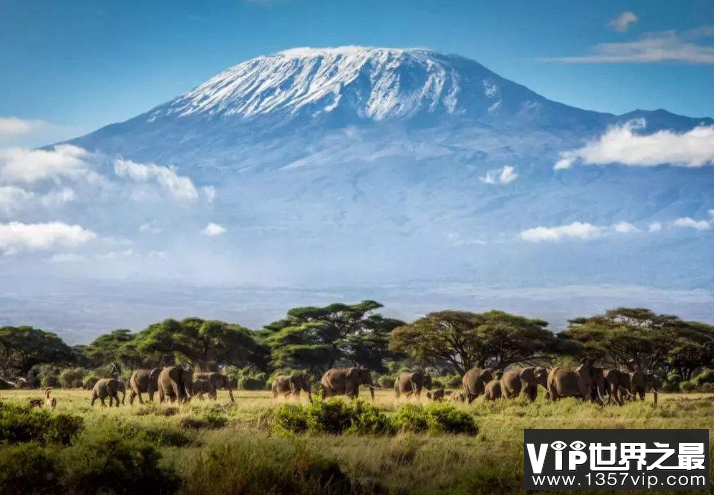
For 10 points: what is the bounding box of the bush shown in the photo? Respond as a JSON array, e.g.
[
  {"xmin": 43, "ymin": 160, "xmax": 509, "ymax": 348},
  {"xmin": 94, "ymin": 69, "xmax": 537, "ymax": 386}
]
[
  {"xmin": 694, "ymin": 369, "xmax": 714, "ymax": 384},
  {"xmin": 238, "ymin": 375, "xmax": 267, "ymax": 391},
  {"xmin": 83, "ymin": 372, "xmax": 100, "ymax": 390},
  {"xmin": 60, "ymin": 368, "xmax": 88, "ymax": 389},
  {"xmin": 273, "ymin": 403, "xmax": 309, "ymax": 435},
  {"xmin": 179, "ymin": 408, "xmax": 229, "ymax": 430},
  {"xmin": 346, "ymin": 401, "xmax": 394, "ymax": 436},
  {"xmin": 274, "ymin": 400, "xmax": 394, "ymax": 436},
  {"xmin": 393, "ymin": 404, "xmax": 429, "ymax": 433},
  {"xmin": 0, "ymin": 401, "xmax": 83, "ymax": 445},
  {"xmin": 60, "ymin": 427, "xmax": 180, "ymax": 494},
  {"xmin": 41, "ymin": 373, "xmax": 61, "ymax": 388},
  {"xmin": 680, "ymin": 380, "xmax": 697, "ymax": 393},
  {"xmin": 425, "ymin": 403, "xmax": 478, "ymax": 435},
  {"xmin": 662, "ymin": 373, "xmax": 682, "ymax": 393},
  {"xmin": 378, "ymin": 375, "xmax": 396, "ymax": 388},
  {"xmin": 306, "ymin": 399, "xmax": 354, "ymax": 435},
  {"xmin": 394, "ymin": 404, "xmax": 477, "ymax": 435},
  {"xmin": 0, "ymin": 443, "xmax": 62, "ymax": 495}
]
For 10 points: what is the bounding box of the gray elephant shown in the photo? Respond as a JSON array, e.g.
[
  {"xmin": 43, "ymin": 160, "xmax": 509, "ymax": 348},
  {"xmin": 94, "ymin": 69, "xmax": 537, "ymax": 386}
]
[
  {"xmin": 91, "ymin": 378, "xmax": 126, "ymax": 407},
  {"xmin": 394, "ymin": 371, "xmax": 432, "ymax": 399},
  {"xmin": 272, "ymin": 372, "xmax": 313, "ymax": 401},
  {"xmin": 321, "ymin": 366, "xmax": 377, "ymax": 400},
  {"xmin": 462, "ymin": 367, "xmax": 494, "ymax": 404},
  {"xmin": 547, "ymin": 359, "xmax": 608, "ymax": 403},
  {"xmin": 500, "ymin": 367, "xmax": 548, "ymax": 401},
  {"xmin": 448, "ymin": 391, "xmax": 466, "ymax": 403},
  {"xmin": 604, "ymin": 369, "xmax": 633, "ymax": 405},
  {"xmin": 190, "ymin": 378, "xmax": 215, "ymax": 400},
  {"xmin": 129, "ymin": 368, "xmax": 161, "ymax": 405},
  {"xmin": 426, "ymin": 388, "xmax": 445, "ymax": 401},
  {"xmin": 484, "ymin": 379, "xmax": 502, "ymax": 401},
  {"xmin": 192, "ymin": 372, "xmax": 235, "ymax": 403},
  {"xmin": 158, "ymin": 366, "xmax": 193, "ymax": 404},
  {"xmin": 629, "ymin": 371, "xmax": 661, "ymax": 404}
]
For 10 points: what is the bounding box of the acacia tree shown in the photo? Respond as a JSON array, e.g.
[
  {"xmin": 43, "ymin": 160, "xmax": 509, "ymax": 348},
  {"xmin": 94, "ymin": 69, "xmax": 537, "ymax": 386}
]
[
  {"xmin": 84, "ymin": 329, "xmax": 139, "ymax": 374},
  {"xmin": 134, "ymin": 318, "xmax": 268, "ymax": 372},
  {"xmin": 0, "ymin": 326, "xmax": 74, "ymax": 378},
  {"xmin": 389, "ymin": 310, "xmax": 557, "ymax": 375},
  {"xmin": 561, "ymin": 307, "xmax": 714, "ymax": 374},
  {"xmin": 264, "ymin": 300, "xmax": 400, "ymax": 373}
]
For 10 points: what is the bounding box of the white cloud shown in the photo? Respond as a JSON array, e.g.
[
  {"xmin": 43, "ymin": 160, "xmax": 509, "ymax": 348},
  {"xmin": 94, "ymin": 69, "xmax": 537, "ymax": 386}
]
[
  {"xmin": 479, "ymin": 165, "xmax": 519, "ymax": 185},
  {"xmin": 97, "ymin": 249, "xmax": 136, "ymax": 260},
  {"xmin": 0, "ymin": 117, "xmax": 46, "ymax": 136},
  {"xmin": 0, "ymin": 186, "xmax": 76, "ymax": 214},
  {"xmin": 0, "ymin": 145, "xmax": 94, "ymax": 184},
  {"xmin": 613, "ymin": 221, "xmax": 639, "ymax": 233},
  {"xmin": 521, "ymin": 222, "xmax": 603, "ymax": 242},
  {"xmin": 147, "ymin": 250, "xmax": 168, "ymax": 259},
  {"xmin": 446, "ymin": 232, "xmax": 487, "ymax": 246},
  {"xmin": 202, "ymin": 186, "xmax": 216, "ymax": 203},
  {"xmin": 674, "ymin": 211, "xmax": 714, "ymax": 231},
  {"xmin": 139, "ymin": 221, "xmax": 162, "ymax": 234},
  {"xmin": 608, "ymin": 12, "xmax": 638, "ymax": 33},
  {"xmin": 201, "ymin": 223, "xmax": 226, "ymax": 236},
  {"xmin": 555, "ymin": 120, "xmax": 714, "ymax": 169},
  {"xmin": 521, "ymin": 220, "xmax": 647, "ymax": 242},
  {"xmin": 114, "ymin": 158, "xmax": 198, "ymax": 202},
  {"xmin": 48, "ymin": 253, "xmax": 86, "ymax": 263},
  {"xmin": 545, "ymin": 29, "xmax": 714, "ymax": 64},
  {"xmin": 648, "ymin": 222, "xmax": 663, "ymax": 233},
  {"xmin": 0, "ymin": 221, "xmax": 96, "ymax": 253}
]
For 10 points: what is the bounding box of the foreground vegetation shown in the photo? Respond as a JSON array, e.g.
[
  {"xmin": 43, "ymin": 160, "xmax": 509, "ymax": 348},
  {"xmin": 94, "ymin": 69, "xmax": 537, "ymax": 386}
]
[{"xmin": 1, "ymin": 389, "xmax": 713, "ymax": 495}]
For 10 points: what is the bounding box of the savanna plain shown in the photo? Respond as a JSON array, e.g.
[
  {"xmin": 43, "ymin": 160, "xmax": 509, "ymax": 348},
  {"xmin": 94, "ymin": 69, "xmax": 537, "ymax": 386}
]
[{"xmin": 1, "ymin": 388, "xmax": 712, "ymax": 495}]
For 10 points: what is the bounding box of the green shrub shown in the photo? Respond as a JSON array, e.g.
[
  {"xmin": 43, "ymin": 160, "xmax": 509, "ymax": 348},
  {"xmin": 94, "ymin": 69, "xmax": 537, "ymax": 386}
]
[
  {"xmin": 694, "ymin": 369, "xmax": 714, "ymax": 384},
  {"xmin": 425, "ymin": 403, "xmax": 478, "ymax": 435},
  {"xmin": 306, "ymin": 399, "xmax": 354, "ymax": 434},
  {"xmin": 680, "ymin": 380, "xmax": 697, "ymax": 393},
  {"xmin": 60, "ymin": 368, "xmax": 87, "ymax": 389},
  {"xmin": 378, "ymin": 375, "xmax": 396, "ymax": 388},
  {"xmin": 393, "ymin": 404, "xmax": 477, "ymax": 435},
  {"xmin": 0, "ymin": 401, "xmax": 83, "ymax": 445},
  {"xmin": 663, "ymin": 373, "xmax": 682, "ymax": 392},
  {"xmin": 41, "ymin": 373, "xmax": 61, "ymax": 388},
  {"xmin": 273, "ymin": 403, "xmax": 309, "ymax": 435},
  {"xmin": 179, "ymin": 408, "xmax": 229, "ymax": 430},
  {"xmin": 83, "ymin": 372, "xmax": 100, "ymax": 390},
  {"xmin": 238, "ymin": 375, "xmax": 267, "ymax": 390},
  {"xmin": 393, "ymin": 404, "xmax": 429, "ymax": 433},
  {"xmin": 346, "ymin": 401, "xmax": 395, "ymax": 435},
  {"xmin": 0, "ymin": 442, "xmax": 62, "ymax": 495},
  {"xmin": 60, "ymin": 427, "xmax": 180, "ymax": 494}
]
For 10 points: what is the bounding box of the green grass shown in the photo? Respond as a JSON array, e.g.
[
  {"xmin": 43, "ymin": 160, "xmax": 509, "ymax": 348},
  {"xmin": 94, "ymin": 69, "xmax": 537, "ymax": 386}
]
[{"xmin": 1, "ymin": 389, "xmax": 713, "ymax": 494}]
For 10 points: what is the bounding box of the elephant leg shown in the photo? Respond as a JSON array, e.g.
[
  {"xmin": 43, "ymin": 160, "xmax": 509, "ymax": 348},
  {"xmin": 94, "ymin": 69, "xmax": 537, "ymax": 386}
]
[
  {"xmin": 147, "ymin": 390, "xmax": 154, "ymax": 402},
  {"xmin": 100, "ymin": 397, "xmax": 106, "ymax": 407},
  {"xmin": 113, "ymin": 392, "xmax": 120, "ymax": 407},
  {"xmin": 129, "ymin": 390, "xmax": 137, "ymax": 405},
  {"xmin": 137, "ymin": 391, "xmax": 145, "ymax": 405},
  {"xmin": 91, "ymin": 395, "xmax": 97, "ymax": 407}
]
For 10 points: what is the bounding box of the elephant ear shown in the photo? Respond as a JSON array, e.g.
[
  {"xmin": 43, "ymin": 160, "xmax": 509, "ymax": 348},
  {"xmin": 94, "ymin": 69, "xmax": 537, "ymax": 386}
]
[
  {"xmin": 520, "ymin": 368, "xmax": 536, "ymax": 382},
  {"xmin": 346, "ymin": 367, "xmax": 358, "ymax": 379}
]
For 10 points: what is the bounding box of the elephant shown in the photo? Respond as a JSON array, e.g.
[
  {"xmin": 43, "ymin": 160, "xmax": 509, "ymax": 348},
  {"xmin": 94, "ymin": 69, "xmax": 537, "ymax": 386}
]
[
  {"xmin": 546, "ymin": 359, "xmax": 608, "ymax": 403},
  {"xmin": 462, "ymin": 367, "xmax": 494, "ymax": 404},
  {"xmin": 500, "ymin": 367, "xmax": 548, "ymax": 401},
  {"xmin": 484, "ymin": 379, "xmax": 502, "ymax": 401},
  {"xmin": 192, "ymin": 372, "xmax": 235, "ymax": 402},
  {"xmin": 157, "ymin": 366, "xmax": 193, "ymax": 404},
  {"xmin": 603, "ymin": 369, "xmax": 633, "ymax": 405},
  {"xmin": 448, "ymin": 391, "xmax": 466, "ymax": 403},
  {"xmin": 321, "ymin": 366, "xmax": 377, "ymax": 400},
  {"xmin": 129, "ymin": 368, "xmax": 161, "ymax": 405},
  {"xmin": 190, "ymin": 378, "xmax": 215, "ymax": 400},
  {"xmin": 394, "ymin": 371, "xmax": 432, "ymax": 399},
  {"xmin": 629, "ymin": 371, "xmax": 661, "ymax": 404},
  {"xmin": 426, "ymin": 388, "xmax": 445, "ymax": 401},
  {"xmin": 272, "ymin": 372, "xmax": 313, "ymax": 401},
  {"xmin": 91, "ymin": 378, "xmax": 126, "ymax": 407}
]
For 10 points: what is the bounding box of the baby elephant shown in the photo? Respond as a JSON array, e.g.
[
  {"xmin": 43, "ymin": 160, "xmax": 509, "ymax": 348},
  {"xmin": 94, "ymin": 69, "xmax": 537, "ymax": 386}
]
[
  {"xmin": 448, "ymin": 391, "xmax": 466, "ymax": 403},
  {"xmin": 484, "ymin": 380, "xmax": 503, "ymax": 401},
  {"xmin": 91, "ymin": 378, "xmax": 126, "ymax": 407},
  {"xmin": 190, "ymin": 378, "xmax": 214, "ymax": 400},
  {"xmin": 426, "ymin": 388, "xmax": 445, "ymax": 401}
]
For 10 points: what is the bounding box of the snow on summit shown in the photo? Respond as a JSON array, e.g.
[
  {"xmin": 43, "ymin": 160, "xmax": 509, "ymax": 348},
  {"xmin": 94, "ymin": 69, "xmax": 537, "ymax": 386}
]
[{"xmin": 153, "ymin": 46, "xmax": 518, "ymax": 122}]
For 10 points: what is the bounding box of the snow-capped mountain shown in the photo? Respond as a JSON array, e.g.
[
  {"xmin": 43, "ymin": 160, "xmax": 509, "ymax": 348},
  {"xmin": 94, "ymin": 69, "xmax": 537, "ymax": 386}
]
[{"xmin": 6, "ymin": 46, "xmax": 713, "ymax": 339}]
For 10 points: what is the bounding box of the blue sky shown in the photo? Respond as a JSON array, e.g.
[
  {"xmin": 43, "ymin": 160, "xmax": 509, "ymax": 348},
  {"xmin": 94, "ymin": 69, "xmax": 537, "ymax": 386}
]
[{"xmin": 1, "ymin": 0, "xmax": 713, "ymax": 145}]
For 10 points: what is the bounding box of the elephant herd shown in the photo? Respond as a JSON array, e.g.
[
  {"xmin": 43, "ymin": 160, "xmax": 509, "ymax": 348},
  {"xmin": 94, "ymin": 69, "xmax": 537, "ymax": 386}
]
[
  {"xmin": 87, "ymin": 360, "xmax": 662, "ymax": 408},
  {"xmin": 456, "ymin": 359, "xmax": 662, "ymax": 406},
  {"xmin": 89, "ymin": 366, "xmax": 236, "ymax": 407}
]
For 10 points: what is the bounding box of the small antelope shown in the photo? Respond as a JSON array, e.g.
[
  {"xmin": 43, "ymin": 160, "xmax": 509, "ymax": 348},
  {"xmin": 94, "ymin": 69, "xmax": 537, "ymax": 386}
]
[
  {"xmin": 44, "ymin": 388, "xmax": 57, "ymax": 410},
  {"xmin": 28, "ymin": 398, "xmax": 43, "ymax": 408}
]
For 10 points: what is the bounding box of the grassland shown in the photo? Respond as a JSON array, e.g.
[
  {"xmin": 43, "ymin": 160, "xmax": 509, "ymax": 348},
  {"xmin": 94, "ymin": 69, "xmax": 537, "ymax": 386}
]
[{"xmin": 1, "ymin": 389, "xmax": 713, "ymax": 494}]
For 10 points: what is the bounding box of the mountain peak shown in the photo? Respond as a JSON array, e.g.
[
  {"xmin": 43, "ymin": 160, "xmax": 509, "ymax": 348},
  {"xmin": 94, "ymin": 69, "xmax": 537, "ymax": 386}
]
[{"xmin": 148, "ymin": 45, "xmax": 530, "ymax": 123}]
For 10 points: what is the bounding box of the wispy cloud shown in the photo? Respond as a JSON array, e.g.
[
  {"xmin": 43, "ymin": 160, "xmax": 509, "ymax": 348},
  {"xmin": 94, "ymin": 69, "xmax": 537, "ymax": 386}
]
[
  {"xmin": 0, "ymin": 186, "xmax": 76, "ymax": 214},
  {"xmin": 545, "ymin": 28, "xmax": 714, "ymax": 64},
  {"xmin": 555, "ymin": 120, "xmax": 714, "ymax": 169},
  {"xmin": 608, "ymin": 12, "xmax": 637, "ymax": 33},
  {"xmin": 479, "ymin": 165, "xmax": 519, "ymax": 185},
  {"xmin": 0, "ymin": 221, "xmax": 96, "ymax": 254},
  {"xmin": 648, "ymin": 222, "xmax": 663, "ymax": 233},
  {"xmin": 139, "ymin": 221, "xmax": 162, "ymax": 234},
  {"xmin": 674, "ymin": 210, "xmax": 714, "ymax": 231},
  {"xmin": 201, "ymin": 223, "xmax": 226, "ymax": 236},
  {"xmin": 446, "ymin": 232, "xmax": 487, "ymax": 246},
  {"xmin": 0, "ymin": 116, "xmax": 47, "ymax": 136},
  {"xmin": 0, "ymin": 145, "xmax": 96, "ymax": 184},
  {"xmin": 114, "ymin": 158, "xmax": 198, "ymax": 202},
  {"xmin": 202, "ymin": 186, "xmax": 217, "ymax": 203},
  {"xmin": 520, "ymin": 221, "xmax": 647, "ymax": 243}
]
